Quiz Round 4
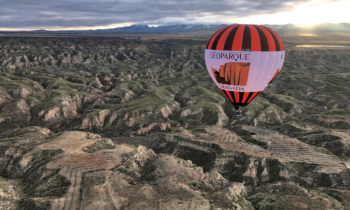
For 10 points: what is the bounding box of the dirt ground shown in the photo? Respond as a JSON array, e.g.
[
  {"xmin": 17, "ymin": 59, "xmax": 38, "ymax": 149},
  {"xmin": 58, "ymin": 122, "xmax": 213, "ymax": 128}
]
[{"xmin": 29, "ymin": 131, "xmax": 133, "ymax": 210}]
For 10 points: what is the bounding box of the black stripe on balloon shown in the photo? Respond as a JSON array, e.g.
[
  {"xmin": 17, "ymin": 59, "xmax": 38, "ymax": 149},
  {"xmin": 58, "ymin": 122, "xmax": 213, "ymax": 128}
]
[
  {"xmin": 245, "ymin": 92, "xmax": 255, "ymax": 103},
  {"xmin": 262, "ymin": 26, "xmax": 280, "ymax": 51},
  {"xmin": 211, "ymin": 26, "xmax": 231, "ymax": 50},
  {"xmin": 223, "ymin": 25, "xmax": 240, "ymax": 51},
  {"xmin": 206, "ymin": 26, "xmax": 230, "ymax": 49},
  {"xmin": 253, "ymin": 26, "xmax": 269, "ymax": 51},
  {"xmin": 221, "ymin": 89, "xmax": 230, "ymax": 101},
  {"xmin": 239, "ymin": 92, "xmax": 245, "ymax": 103},
  {"xmin": 241, "ymin": 25, "xmax": 251, "ymax": 51},
  {"xmin": 251, "ymin": 91, "xmax": 261, "ymax": 101},
  {"xmin": 228, "ymin": 91, "xmax": 236, "ymax": 103},
  {"xmin": 206, "ymin": 33, "xmax": 216, "ymax": 49}
]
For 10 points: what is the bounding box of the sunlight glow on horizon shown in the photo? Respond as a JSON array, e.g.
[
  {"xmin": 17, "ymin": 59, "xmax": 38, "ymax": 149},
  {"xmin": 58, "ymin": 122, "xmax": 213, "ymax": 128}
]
[{"xmin": 235, "ymin": 0, "xmax": 350, "ymax": 26}]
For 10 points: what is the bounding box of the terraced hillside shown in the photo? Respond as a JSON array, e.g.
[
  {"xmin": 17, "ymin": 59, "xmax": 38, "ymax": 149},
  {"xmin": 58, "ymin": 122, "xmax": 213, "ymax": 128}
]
[{"xmin": 1, "ymin": 37, "xmax": 350, "ymax": 209}]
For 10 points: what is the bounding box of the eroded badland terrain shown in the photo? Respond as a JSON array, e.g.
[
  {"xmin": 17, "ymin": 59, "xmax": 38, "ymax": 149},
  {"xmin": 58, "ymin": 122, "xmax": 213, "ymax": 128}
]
[{"xmin": 1, "ymin": 35, "xmax": 350, "ymax": 209}]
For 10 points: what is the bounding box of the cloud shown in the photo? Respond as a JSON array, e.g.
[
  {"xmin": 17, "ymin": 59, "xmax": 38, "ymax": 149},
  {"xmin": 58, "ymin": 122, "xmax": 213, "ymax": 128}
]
[{"xmin": 0, "ymin": 0, "xmax": 312, "ymax": 30}]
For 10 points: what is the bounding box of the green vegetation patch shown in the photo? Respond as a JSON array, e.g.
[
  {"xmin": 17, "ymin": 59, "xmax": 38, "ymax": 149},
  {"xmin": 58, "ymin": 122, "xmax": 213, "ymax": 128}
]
[
  {"xmin": 18, "ymin": 197, "xmax": 51, "ymax": 210},
  {"xmin": 263, "ymin": 92, "xmax": 306, "ymax": 114},
  {"xmin": 0, "ymin": 126, "xmax": 39, "ymax": 140},
  {"xmin": 272, "ymin": 123, "xmax": 305, "ymax": 137},
  {"xmin": 102, "ymin": 86, "xmax": 175, "ymax": 114},
  {"xmin": 325, "ymin": 108, "xmax": 350, "ymax": 116},
  {"xmin": 246, "ymin": 183, "xmax": 345, "ymax": 210},
  {"xmin": 309, "ymin": 189, "xmax": 344, "ymax": 209},
  {"xmin": 82, "ymin": 139, "xmax": 115, "ymax": 153},
  {"xmin": 286, "ymin": 162, "xmax": 322, "ymax": 177},
  {"xmin": 228, "ymin": 125, "xmax": 268, "ymax": 149},
  {"xmin": 20, "ymin": 150, "xmax": 71, "ymax": 197},
  {"xmin": 298, "ymin": 134, "xmax": 341, "ymax": 146},
  {"xmin": 45, "ymin": 131, "xmax": 64, "ymax": 142}
]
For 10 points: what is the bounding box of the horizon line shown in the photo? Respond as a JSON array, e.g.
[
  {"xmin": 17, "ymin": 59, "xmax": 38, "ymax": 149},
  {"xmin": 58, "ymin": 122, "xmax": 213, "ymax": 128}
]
[{"xmin": 0, "ymin": 22, "xmax": 349, "ymax": 32}]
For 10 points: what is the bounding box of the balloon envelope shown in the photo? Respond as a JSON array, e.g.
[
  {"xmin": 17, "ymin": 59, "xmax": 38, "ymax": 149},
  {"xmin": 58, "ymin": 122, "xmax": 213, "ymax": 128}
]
[{"xmin": 204, "ymin": 24, "xmax": 285, "ymax": 107}]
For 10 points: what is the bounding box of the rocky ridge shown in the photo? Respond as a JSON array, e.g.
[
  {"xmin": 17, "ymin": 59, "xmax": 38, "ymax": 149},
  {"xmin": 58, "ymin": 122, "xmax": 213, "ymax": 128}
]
[{"xmin": 1, "ymin": 37, "xmax": 350, "ymax": 209}]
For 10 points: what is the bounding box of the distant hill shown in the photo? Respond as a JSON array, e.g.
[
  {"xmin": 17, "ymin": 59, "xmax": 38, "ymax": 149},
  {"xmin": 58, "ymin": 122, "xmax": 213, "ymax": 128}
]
[
  {"xmin": 2, "ymin": 23, "xmax": 350, "ymax": 35},
  {"xmin": 99, "ymin": 24, "xmax": 228, "ymax": 32},
  {"xmin": 82, "ymin": 23, "xmax": 350, "ymax": 35},
  {"xmin": 267, "ymin": 23, "xmax": 350, "ymax": 35}
]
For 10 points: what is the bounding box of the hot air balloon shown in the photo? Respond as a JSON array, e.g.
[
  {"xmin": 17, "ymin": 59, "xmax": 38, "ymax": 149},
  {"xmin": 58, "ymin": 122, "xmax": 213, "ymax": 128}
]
[{"xmin": 204, "ymin": 24, "xmax": 285, "ymax": 116}]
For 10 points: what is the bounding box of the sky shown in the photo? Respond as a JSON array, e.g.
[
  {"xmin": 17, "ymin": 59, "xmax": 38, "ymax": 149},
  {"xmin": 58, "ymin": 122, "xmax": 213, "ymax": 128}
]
[{"xmin": 0, "ymin": 0, "xmax": 349, "ymax": 31}]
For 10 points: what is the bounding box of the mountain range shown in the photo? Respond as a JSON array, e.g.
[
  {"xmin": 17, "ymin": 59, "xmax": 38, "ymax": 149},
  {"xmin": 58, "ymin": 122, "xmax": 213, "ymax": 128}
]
[{"xmin": 3, "ymin": 23, "xmax": 350, "ymax": 35}]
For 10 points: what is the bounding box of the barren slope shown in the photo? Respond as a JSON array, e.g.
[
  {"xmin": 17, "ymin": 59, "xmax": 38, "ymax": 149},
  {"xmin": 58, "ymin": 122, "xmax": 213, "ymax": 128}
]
[{"xmin": 1, "ymin": 37, "xmax": 350, "ymax": 209}]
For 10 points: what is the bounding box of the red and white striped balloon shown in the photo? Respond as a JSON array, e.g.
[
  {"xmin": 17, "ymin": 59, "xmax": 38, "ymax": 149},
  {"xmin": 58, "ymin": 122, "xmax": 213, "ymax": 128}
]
[{"xmin": 205, "ymin": 24, "xmax": 285, "ymax": 108}]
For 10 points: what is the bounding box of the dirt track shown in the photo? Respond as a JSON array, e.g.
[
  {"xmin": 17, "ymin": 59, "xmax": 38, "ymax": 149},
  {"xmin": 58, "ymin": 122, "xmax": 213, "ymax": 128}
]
[{"xmin": 30, "ymin": 131, "xmax": 134, "ymax": 210}]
